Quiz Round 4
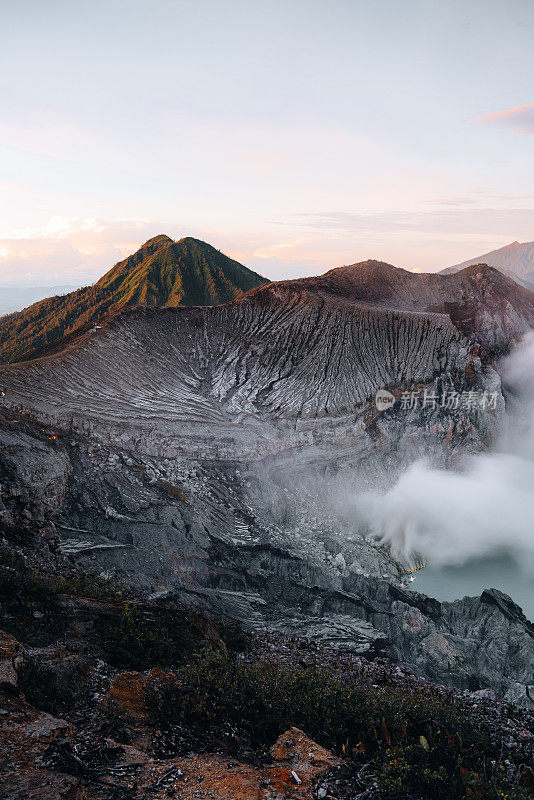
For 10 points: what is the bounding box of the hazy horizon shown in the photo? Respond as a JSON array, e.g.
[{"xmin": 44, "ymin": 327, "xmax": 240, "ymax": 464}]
[
  {"xmin": 0, "ymin": 232, "xmax": 525, "ymax": 291},
  {"xmin": 0, "ymin": 233, "xmax": 532, "ymax": 293}
]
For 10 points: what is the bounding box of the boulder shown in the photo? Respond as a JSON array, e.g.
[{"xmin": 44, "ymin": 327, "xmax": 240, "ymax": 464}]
[
  {"xmin": 0, "ymin": 695, "xmax": 78, "ymax": 800},
  {"xmin": 267, "ymin": 726, "xmax": 341, "ymax": 797}
]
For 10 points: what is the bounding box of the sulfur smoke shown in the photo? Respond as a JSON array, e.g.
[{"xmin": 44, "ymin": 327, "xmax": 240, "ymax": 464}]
[{"xmin": 354, "ymin": 332, "xmax": 534, "ymax": 571}]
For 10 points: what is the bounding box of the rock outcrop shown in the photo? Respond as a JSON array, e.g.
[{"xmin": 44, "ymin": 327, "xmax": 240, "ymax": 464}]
[{"xmin": 0, "ymin": 261, "xmax": 533, "ymax": 703}]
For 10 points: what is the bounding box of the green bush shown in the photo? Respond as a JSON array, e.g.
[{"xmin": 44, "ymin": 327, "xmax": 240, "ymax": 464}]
[
  {"xmin": 97, "ymin": 602, "xmax": 250, "ymax": 671},
  {"xmin": 45, "ymin": 571, "xmax": 125, "ymax": 599},
  {"xmin": 0, "ymin": 559, "xmax": 126, "ymax": 606}
]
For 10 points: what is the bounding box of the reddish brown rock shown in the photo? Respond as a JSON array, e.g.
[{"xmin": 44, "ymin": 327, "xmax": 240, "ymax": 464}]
[
  {"xmin": 124, "ymin": 727, "xmax": 341, "ymax": 799},
  {"xmin": 265, "ymin": 727, "xmax": 341, "ymax": 798},
  {"xmin": 102, "ymin": 667, "xmax": 179, "ymax": 723},
  {"xmin": 103, "ymin": 670, "xmax": 149, "ymax": 721}
]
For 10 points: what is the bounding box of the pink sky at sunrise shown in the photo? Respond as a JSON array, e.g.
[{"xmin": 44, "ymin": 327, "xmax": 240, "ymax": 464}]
[{"xmin": 1, "ymin": 0, "xmax": 533, "ymax": 286}]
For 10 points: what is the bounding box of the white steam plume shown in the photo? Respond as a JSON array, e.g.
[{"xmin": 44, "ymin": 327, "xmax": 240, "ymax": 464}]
[{"xmin": 354, "ymin": 332, "xmax": 534, "ymax": 571}]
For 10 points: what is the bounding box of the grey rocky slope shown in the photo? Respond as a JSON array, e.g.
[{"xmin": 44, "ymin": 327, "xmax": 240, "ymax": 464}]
[{"xmin": 1, "ymin": 260, "xmax": 534, "ymax": 706}]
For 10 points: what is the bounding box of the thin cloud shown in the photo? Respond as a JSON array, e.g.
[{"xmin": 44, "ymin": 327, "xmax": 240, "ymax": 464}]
[
  {"xmin": 426, "ymin": 198, "xmax": 479, "ymax": 207},
  {"xmin": 472, "ymin": 103, "xmax": 534, "ymax": 134},
  {"xmin": 427, "ymin": 193, "xmax": 534, "ymax": 207},
  {"xmin": 0, "ymin": 217, "xmax": 291, "ymax": 285},
  {"xmin": 0, "ymin": 218, "xmax": 172, "ymax": 285},
  {"xmin": 253, "ymin": 239, "xmax": 308, "ymax": 261},
  {"xmin": 295, "ymin": 208, "xmax": 534, "ymax": 236},
  {"xmin": 3, "ymin": 210, "xmax": 534, "ymax": 287}
]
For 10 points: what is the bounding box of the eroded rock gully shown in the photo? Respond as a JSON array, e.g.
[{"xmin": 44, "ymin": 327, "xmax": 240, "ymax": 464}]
[{"xmin": 0, "ymin": 264, "xmax": 533, "ymax": 705}]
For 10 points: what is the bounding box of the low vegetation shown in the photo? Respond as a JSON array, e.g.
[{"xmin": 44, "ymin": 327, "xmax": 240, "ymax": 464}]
[
  {"xmin": 148, "ymin": 652, "xmax": 533, "ymax": 799},
  {"xmin": 0, "ymin": 553, "xmax": 125, "ymax": 605},
  {"xmin": 17, "ymin": 658, "xmax": 75, "ymax": 715},
  {"xmin": 2, "ymin": 562, "xmax": 532, "ymax": 799},
  {"xmin": 92, "ymin": 600, "xmax": 534, "ymax": 798},
  {"xmin": 97, "ymin": 603, "xmax": 248, "ymax": 670}
]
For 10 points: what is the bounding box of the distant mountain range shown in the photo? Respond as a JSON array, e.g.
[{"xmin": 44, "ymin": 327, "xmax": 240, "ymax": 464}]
[
  {"xmin": 0, "ymin": 285, "xmax": 78, "ymax": 317},
  {"xmin": 4, "ymin": 234, "xmax": 534, "ymax": 366},
  {"xmin": 0, "ymin": 235, "xmax": 267, "ymax": 364},
  {"xmin": 443, "ymin": 240, "xmax": 534, "ymax": 288}
]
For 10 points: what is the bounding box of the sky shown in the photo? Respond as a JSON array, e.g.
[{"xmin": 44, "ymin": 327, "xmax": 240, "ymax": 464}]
[{"xmin": 1, "ymin": 0, "xmax": 533, "ymax": 286}]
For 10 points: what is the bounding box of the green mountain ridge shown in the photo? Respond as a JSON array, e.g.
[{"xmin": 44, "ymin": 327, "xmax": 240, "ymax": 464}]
[{"xmin": 0, "ymin": 236, "xmax": 268, "ymax": 364}]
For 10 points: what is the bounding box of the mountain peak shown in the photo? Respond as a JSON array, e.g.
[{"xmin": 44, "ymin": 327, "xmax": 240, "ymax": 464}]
[
  {"xmin": 142, "ymin": 233, "xmax": 173, "ymax": 248},
  {"xmin": 96, "ymin": 234, "xmax": 175, "ymax": 286},
  {"xmin": 324, "ymin": 259, "xmax": 400, "ymax": 275},
  {"xmin": 0, "ymin": 237, "xmax": 267, "ymax": 364},
  {"xmin": 445, "ymin": 240, "xmax": 534, "ymax": 283},
  {"xmin": 176, "ymin": 236, "xmax": 208, "ymax": 246}
]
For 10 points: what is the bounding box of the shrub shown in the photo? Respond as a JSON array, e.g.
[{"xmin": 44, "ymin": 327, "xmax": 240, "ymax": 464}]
[
  {"xmin": 17, "ymin": 659, "xmax": 74, "ymax": 715},
  {"xmin": 97, "ymin": 602, "xmax": 250, "ymax": 671},
  {"xmin": 45, "ymin": 571, "xmax": 125, "ymax": 600},
  {"xmin": 97, "ymin": 603, "xmax": 215, "ymax": 670}
]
